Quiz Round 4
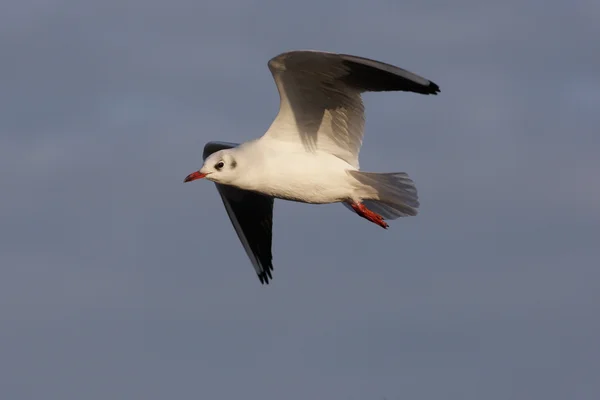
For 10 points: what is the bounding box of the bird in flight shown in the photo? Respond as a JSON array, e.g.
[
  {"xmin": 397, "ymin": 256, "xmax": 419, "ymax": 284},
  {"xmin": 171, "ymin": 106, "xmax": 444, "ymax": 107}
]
[{"xmin": 184, "ymin": 50, "xmax": 440, "ymax": 284}]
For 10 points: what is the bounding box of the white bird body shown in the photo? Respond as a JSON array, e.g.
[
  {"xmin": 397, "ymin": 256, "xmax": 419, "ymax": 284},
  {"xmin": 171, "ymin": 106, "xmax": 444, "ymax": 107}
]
[
  {"xmin": 226, "ymin": 138, "xmax": 358, "ymax": 204},
  {"xmin": 184, "ymin": 50, "xmax": 440, "ymax": 284}
]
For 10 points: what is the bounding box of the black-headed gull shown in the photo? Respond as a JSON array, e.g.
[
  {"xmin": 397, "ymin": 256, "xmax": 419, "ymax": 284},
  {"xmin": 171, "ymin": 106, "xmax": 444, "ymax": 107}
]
[{"xmin": 184, "ymin": 50, "xmax": 440, "ymax": 284}]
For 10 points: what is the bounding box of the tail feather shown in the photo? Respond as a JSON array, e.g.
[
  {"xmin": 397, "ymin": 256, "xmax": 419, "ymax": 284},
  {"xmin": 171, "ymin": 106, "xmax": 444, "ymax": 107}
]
[{"xmin": 344, "ymin": 171, "xmax": 419, "ymax": 220}]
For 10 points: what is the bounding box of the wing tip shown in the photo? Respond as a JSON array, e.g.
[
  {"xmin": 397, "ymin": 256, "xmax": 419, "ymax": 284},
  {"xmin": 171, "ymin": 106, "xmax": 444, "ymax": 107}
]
[
  {"xmin": 338, "ymin": 57, "xmax": 441, "ymax": 96},
  {"xmin": 426, "ymin": 80, "xmax": 441, "ymax": 95},
  {"xmin": 257, "ymin": 264, "xmax": 274, "ymax": 285}
]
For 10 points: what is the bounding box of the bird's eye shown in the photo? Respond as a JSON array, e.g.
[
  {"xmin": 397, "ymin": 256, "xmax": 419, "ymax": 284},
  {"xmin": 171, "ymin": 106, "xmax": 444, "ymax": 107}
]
[{"xmin": 215, "ymin": 161, "xmax": 225, "ymax": 170}]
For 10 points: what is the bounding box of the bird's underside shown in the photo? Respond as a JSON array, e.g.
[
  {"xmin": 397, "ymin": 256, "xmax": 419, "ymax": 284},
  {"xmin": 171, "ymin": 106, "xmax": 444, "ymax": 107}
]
[{"xmin": 190, "ymin": 50, "xmax": 440, "ymax": 285}]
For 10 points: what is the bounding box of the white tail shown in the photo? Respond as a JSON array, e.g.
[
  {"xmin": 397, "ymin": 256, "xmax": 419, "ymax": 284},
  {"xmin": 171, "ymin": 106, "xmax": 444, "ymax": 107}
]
[{"xmin": 344, "ymin": 171, "xmax": 419, "ymax": 220}]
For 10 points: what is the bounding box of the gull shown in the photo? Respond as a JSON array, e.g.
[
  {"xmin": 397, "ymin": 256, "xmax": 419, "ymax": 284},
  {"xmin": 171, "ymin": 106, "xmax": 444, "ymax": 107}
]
[{"xmin": 184, "ymin": 50, "xmax": 440, "ymax": 284}]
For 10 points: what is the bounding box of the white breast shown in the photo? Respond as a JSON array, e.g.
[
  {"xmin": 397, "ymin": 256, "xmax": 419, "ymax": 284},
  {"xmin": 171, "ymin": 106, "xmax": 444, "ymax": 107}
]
[{"xmin": 237, "ymin": 140, "xmax": 358, "ymax": 204}]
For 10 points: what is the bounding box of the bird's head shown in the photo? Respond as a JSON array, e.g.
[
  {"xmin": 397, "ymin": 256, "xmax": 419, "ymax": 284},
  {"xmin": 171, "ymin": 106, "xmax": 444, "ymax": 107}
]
[{"xmin": 184, "ymin": 149, "xmax": 239, "ymax": 185}]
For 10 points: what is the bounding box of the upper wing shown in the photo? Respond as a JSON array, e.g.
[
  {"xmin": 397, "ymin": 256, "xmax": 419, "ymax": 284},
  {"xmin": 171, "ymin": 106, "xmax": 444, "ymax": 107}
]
[
  {"xmin": 203, "ymin": 141, "xmax": 275, "ymax": 284},
  {"xmin": 263, "ymin": 50, "xmax": 440, "ymax": 168}
]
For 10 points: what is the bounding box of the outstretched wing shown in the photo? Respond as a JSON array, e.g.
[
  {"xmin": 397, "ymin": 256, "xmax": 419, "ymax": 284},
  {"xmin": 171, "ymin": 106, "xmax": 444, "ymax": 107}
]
[
  {"xmin": 263, "ymin": 50, "xmax": 440, "ymax": 168},
  {"xmin": 203, "ymin": 141, "xmax": 275, "ymax": 284}
]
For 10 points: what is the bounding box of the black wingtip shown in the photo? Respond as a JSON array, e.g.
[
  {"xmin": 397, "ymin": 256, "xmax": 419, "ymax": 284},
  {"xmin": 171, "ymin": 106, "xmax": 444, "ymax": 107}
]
[
  {"xmin": 258, "ymin": 273, "xmax": 270, "ymax": 285},
  {"xmin": 340, "ymin": 58, "xmax": 441, "ymax": 96},
  {"xmin": 257, "ymin": 264, "xmax": 274, "ymax": 285},
  {"xmin": 427, "ymin": 81, "xmax": 441, "ymax": 95}
]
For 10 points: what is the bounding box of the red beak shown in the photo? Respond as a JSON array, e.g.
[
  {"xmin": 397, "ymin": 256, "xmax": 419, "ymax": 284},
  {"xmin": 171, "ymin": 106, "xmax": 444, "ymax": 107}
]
[{"xmin": 183, "ymin": 171, "xmax": 207, "ymax": 183}]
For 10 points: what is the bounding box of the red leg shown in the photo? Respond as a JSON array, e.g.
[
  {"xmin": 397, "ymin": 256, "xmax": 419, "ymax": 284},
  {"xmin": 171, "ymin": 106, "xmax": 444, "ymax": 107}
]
[{"xmin": 349, "ymin": 202, "xmax": 389, "ymax": 229}]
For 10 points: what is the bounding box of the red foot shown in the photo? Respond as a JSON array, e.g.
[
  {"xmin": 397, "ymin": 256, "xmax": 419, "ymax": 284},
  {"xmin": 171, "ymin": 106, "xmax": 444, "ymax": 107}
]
[{"xmin": 350, "ymin": 202, "xmax": 389, "ymax": 229}]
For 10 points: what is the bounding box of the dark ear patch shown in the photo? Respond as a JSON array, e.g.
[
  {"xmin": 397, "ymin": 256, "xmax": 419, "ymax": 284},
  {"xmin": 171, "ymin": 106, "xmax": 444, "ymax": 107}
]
[{"xmin": 231, "ymin": 159, "xmax": 237, "ymax": 168}]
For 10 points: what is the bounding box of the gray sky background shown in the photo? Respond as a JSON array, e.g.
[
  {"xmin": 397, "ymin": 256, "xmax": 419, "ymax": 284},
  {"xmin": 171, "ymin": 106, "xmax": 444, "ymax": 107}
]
[{"xmin": 1, "ymin": 1, "xmax": 599, "ymax": 399}]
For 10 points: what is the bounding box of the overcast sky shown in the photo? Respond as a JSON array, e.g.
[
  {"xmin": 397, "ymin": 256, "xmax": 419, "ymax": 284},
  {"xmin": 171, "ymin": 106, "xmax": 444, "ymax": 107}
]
[{"xmin": 1, "ymin": 1, "xmax": 599, "ymax": 399}]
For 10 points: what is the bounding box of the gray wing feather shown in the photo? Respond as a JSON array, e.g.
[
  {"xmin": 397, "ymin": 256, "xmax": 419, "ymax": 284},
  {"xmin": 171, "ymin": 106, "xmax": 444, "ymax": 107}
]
[{"xmin": 264, "ymin": 50, "xmax": 439, "ymax": 168}]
